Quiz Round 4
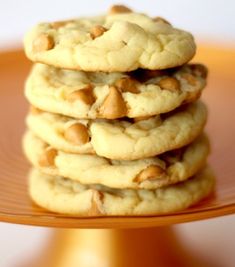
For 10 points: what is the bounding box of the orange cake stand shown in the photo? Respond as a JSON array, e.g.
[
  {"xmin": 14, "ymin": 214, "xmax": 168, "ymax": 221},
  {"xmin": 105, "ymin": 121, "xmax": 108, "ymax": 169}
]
[{"xmin": 0, "ymin": 47, "xmax": 235, "ymax": 267}]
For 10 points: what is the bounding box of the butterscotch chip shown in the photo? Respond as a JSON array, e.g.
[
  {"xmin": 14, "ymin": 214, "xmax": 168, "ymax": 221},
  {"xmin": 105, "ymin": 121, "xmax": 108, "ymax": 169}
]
[
  {"xmin": 51, "ymin": 20, "xmax": 74, "ymax": 29},
  {"xmin": 115, "ymin": 77, "xmax": 139, "ymax": 93},
  {"xmin": 134, "ymin": 115, "xmax": 153, "ymax": 122},
  {"xmin": 88, "ymin": 189, "xmax": 104, "ymax": 216},
  {"xmin": 153, "ymin": 16, "xmax": 171, "ymax": 25},
  {"xmin": 135, "ymin": 165, "xmax": 165, "ymax": 182},
  {"xmin": 90, "ymin": 25, "xmax": 107, "ymax": 39},
  {"xmin": 67, "ymin": 85, "xmax": 95, "ymax": 105},
  {"xmin": 32, "ymin": 34, "xmax": 54, "ymax": 52},
  {"xmin": 38, "ymin": 147, "xmax": 57, "ymax": 167},
  {"xmin": 64, "ymin": 123, "xmax": 89, "ymax": 145},
  {"xmin": 109, "ymin": 5, "xmax": 132, "ymax": 15},
  {"xmin": 184, "ymin": 90, "xmax": 202, "ymax": 104},
  {"xmin": 30, "ymin": 106, "xmax": 42, "ymax": 115},
  {"xmin": 99, "ymin": 86, "xmax": 127, "ymax": 119},
  {"xmin": 182, "ymin": 73, "xmax": 197, "ymax": 86},
  {"xmin": 158, "ymin": 77, "xmax": 180, "ymax": 91}
]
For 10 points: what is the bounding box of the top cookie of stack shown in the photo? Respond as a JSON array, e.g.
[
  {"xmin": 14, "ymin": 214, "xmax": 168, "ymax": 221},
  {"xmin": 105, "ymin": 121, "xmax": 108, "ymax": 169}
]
[{"xmin": 24, "ymin": 5, "xmax": 196, "ymax": 72}]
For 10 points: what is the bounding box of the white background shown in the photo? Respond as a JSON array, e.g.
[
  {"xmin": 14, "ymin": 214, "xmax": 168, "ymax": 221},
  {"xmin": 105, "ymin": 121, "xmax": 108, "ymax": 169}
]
[
  {"xmin": 0, "ymin": 0, "xmax": 235, "ymax": 48},
  {"xmin": 0, "ymin": 1, "xmax": 235, "ymax": 267}
]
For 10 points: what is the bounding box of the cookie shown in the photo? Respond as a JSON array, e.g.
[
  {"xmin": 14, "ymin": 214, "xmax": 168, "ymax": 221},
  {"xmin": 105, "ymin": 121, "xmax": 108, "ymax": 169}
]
[
  {"xmin": 26, "ymin": 101, "xmax": 207, "ymax": 160},
  {"xmin": 24, "ymin": 6, "xmax": 196, "ymax": 72},
  {"xmin": 25, "ymin": 63, "xmax": 207, "ymax": 119},
  {"xmin": 29, "ymin": 166, "xmax": 215, "ymax": 216},
  {"xmin": 23, "ymin": 131, "xmax": 209, "ymax": 189}
]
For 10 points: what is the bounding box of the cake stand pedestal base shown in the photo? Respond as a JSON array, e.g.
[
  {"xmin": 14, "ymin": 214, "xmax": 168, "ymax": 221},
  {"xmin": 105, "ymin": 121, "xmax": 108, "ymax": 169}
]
[{"xmin": 27, "ymin": 227, "xmax": 211, "ymax": 267}]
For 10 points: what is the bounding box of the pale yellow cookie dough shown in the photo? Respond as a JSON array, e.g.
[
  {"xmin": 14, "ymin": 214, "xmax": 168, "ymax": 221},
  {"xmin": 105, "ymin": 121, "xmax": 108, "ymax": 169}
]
[
  {"xmin": 23, "ymin": 131, "xmax": 209, "ymax": 189},
  {"xmin": 26, "ymin": 101, "xmax": 207, "ymax": 160},
  {"xmin": 25, "ymin": 63, "xmax": 207, "ymax": 119},
  {"xmin": 24, "ymin": 7, "xmax": 196, "ymax": 72},
  {"xmin": 91, "ymin": 102, "xmax": 207, "ymax": 159},
  {"xmin": 29, "ymin": 166, "xmax": 215, "ymax": 216}
]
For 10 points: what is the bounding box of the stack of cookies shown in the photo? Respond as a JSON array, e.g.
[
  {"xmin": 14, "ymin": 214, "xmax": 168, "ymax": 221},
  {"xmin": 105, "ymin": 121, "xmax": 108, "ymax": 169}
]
[{"xmin": 23, "ymin": 5, "xmax": 215, "ymax": 216}]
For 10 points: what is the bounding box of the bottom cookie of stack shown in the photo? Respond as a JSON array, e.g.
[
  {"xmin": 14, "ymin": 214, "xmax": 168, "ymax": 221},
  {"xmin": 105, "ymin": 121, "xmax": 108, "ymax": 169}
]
[{"xmin": 29, "ymin": 167, "xmax": 215, "ymax": 216}]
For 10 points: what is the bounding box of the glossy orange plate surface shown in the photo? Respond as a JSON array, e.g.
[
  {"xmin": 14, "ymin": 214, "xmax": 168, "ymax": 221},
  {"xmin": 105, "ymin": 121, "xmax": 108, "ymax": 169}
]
[{"xmin": 0, "ymin": 47, "xmax": 235, "ymax": 228}]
